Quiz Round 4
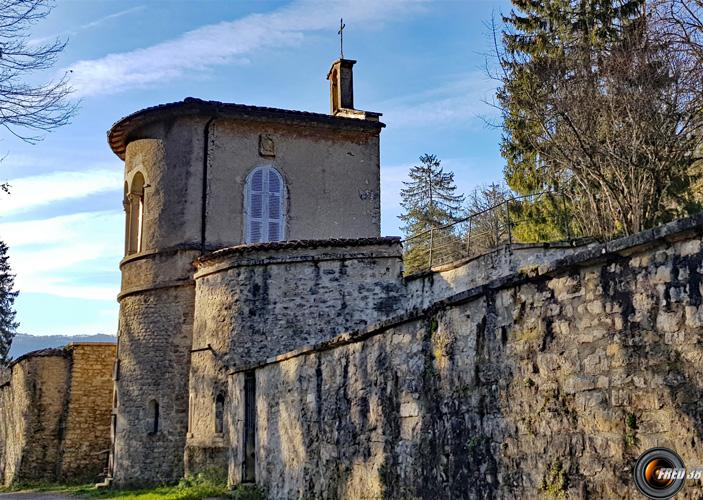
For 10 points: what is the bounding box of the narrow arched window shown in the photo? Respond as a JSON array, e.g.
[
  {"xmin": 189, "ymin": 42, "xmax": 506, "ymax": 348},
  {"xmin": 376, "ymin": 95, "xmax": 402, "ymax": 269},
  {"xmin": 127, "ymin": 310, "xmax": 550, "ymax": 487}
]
[
  {"xmin": 148, "ymin": 399, "xmax": 159, "ymax": 435},
  {"xmin": 215, "ymin": 393, "xmax": 225, "ymax": 434},
  {"xmin": 126, "ymin": 172, "xmax": 145, "ymax": 255},
  {"xmin": 330, "ymin": 68, "xmax": 339, "ymax": 111},
  {"xmin": 188, "ymin": 395, "xmax": 193, "ymax": 434},
  {"xmin": 245, "ymin": 166, "xmax": 285, "ymax": 243}
]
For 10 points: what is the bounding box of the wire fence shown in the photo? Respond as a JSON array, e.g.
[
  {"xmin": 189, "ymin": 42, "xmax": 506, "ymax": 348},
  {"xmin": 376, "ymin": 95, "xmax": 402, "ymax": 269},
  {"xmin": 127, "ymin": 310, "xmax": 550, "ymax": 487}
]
[{"xmin": 401, "ymin": 192, "xmax": 577, "ymax": 274}]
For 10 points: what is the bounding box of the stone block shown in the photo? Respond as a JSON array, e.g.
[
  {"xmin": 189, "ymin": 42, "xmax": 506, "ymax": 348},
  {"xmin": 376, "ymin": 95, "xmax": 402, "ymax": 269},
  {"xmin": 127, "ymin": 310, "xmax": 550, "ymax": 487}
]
[{"xmin": 564, "ymin": 375, "xmax": 597, "ymax": 394}]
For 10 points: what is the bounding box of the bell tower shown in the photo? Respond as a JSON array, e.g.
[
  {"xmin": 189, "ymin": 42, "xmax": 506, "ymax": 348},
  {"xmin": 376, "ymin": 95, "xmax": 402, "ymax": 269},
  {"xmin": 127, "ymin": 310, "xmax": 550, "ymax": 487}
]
[{"xmin": 327, "ymin": 58, "xmax": 356, "ymax": 115}]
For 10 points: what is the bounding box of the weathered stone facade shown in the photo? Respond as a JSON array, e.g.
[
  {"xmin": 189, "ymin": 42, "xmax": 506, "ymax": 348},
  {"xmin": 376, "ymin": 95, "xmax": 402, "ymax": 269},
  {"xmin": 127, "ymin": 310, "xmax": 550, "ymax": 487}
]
[
  {"xmin": 113, "ymin": 286, "xmax": 195, "ymax": 486},
  {"xmin": 100, "ymin": 57, "xmax": 703, "ymax": 498},
  {"xmin": 222, "ymin": 216, "xmax": 703, "ymax": 499},
  {"xmin": 186, "ymin": 239, "xmax": 405, "ymax": 472},
  {"xmin": 0, "ymin": 343, "xmax": 115, "ymax": 486},
  {"xmin": 109, "ymin": 82, "xmax": 384, "ymax": 486}
]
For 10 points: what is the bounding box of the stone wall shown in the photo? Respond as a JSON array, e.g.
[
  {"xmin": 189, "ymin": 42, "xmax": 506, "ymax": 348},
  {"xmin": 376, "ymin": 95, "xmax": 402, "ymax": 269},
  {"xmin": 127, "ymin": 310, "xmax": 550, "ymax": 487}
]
[
  {"xmin": 60, "ymin": 343, "xmax": 116, "ymax": 482},
  {"xmin": 0, "ymin": 349, "xmax": 69, "ymax": 486},
  {"xmin": 186, "ymin": 238, "xmax": 405, "ymax": 476},
  {"xmin": 225, "ymin": 216, "xmax": 703, "ymax": 499},
  {"xmin": 113, "ymin": 286, "xmax": 195, "ymax": 487},
  {"xmin": 405, "ymin": 241, "xmax": 592, "ymax": 311},
  {"xmin": 0, "ymin": 344, "xmax": 114, "ymax": 487}
]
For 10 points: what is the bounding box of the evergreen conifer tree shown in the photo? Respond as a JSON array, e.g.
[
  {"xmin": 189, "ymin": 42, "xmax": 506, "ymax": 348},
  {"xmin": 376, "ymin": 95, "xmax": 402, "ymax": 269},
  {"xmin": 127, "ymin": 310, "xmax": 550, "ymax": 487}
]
[
  {"xmin": 399, "ymin": 154, "xmax": 465, "ymax": 272},
  {"xmin": 497, "ymin": 0, "xmax": 676, "ymax": 239},
  {"xmin": 0, "ymin": 241, "xmax": 18, "ymax": 365}
]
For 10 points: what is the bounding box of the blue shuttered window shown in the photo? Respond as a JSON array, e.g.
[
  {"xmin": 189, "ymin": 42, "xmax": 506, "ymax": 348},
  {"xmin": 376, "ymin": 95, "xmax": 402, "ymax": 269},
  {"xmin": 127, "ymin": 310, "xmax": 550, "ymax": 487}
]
[{"xmin": 246, "ymin": 166, "xmax": 285, "ymax": 243}]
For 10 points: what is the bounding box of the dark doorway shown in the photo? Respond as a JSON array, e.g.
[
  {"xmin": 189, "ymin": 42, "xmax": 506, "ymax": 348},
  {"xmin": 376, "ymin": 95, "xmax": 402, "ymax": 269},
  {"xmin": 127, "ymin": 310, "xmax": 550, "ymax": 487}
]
[{"xmin": 242, "ymin": 371, "xmax": 256, "ymax": 482}]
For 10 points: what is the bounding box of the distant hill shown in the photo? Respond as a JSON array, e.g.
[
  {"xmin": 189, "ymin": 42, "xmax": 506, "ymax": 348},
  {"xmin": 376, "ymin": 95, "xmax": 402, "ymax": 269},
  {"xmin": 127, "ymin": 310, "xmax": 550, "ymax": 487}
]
[{"xmin": 8, "ymin": 333, "xmax": 116, "ymax": 360}]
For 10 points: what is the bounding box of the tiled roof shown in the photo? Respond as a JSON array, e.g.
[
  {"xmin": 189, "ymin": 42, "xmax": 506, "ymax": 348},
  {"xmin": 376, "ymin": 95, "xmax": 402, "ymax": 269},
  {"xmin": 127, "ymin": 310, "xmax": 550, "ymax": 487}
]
[
  {"xmin": 196, "ymin": 236, "xmax": 401, "ymax": 265},
  {"xmin": 107, "ymin": 97, "xmax": 385, "ymax": 160},
  {"xmin": 8, "ymin": 347, "xmax": 68, "ymax": 368}
]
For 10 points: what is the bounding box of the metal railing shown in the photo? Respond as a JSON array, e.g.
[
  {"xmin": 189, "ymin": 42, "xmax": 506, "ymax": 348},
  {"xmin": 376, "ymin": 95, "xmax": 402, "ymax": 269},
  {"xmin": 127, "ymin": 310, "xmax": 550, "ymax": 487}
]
[{"xmin": 401, "ymin": 192, "xmax": 575, "ymax": 274}]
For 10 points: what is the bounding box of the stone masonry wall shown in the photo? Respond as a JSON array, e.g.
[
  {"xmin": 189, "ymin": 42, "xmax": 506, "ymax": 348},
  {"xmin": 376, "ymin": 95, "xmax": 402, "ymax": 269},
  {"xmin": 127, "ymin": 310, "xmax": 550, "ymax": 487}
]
[
  {"xmin": 226, "ymin": 216, "xmax": 703, "ymax": 499},
  {"xmin": 186, "ymin": 239, "xmax": 405, "ymax": 477},
  {"xmin": 0, "ymin": 350, "xmax": 70, "ymax": 486},
  {"xmin": 60, "ymin": 343, "xmax": 116, "ymax": 483},
  {"xmin": 404, "ymin": 241, "xmax": 592, "ymax": 311},
  {"xmin": 0, "ymin": 345, "xmax": 116, "ymax": 487},
  {"xmin": 114, "ymin": 285, "xmax": 195, "ymax": 487}
]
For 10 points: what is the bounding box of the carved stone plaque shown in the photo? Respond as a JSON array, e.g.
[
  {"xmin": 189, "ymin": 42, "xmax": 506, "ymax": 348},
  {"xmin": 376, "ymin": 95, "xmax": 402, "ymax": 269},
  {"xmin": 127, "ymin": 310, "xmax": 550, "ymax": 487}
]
[{"xmin": 259, "ymin": 134, "xmax": 275, "ymax": 157}]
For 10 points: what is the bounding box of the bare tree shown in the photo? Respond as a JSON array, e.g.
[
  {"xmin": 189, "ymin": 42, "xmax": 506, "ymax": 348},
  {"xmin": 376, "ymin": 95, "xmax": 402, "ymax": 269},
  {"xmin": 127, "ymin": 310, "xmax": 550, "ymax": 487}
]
[
  {"xmin": 0, "ymin": 0, "xmax": 74, "ymax": 363},
  {"xmin": 652, "ymin": 0, "xmax": 703, "ymax": 203},
  {"xmin": 0, "ymin": 0, "xmax": 75, "ymax": 146},
  {"xmin": 464, "ymin": 183, "xmax": 511, "ymax": 253},
  {"xmin": 496, "ymin": 1, "xmax": 703, "ymax": 239}
]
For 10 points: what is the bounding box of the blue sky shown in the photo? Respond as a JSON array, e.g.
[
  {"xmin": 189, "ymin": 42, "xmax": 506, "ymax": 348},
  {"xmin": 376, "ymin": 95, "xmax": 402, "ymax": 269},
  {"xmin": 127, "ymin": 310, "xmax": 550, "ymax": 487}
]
[{"xmin": 0, "ymin": 0, "xmax": 511, "ymax": 336}]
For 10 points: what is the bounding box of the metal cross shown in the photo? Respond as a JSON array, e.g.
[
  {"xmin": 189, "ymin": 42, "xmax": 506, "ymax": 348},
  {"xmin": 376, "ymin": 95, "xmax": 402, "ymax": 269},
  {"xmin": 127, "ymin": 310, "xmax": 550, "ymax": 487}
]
[{"xmin": 338, "ymin": 18, "xmax": 345, "ymax": 59}]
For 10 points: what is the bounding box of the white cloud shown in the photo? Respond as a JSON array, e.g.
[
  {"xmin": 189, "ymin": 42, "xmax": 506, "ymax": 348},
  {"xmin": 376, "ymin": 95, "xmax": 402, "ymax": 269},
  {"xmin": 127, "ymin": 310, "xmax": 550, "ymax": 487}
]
[
  {"xmin": 80, "ymin": 6, "xmax": 147, "ymax": 31},
  {"xmin": 29, "ymin": 6, "xmax": 147, "ymax": 47},
  {"xmin": 0, "ymin": 211, "xmax": 122, "ymax": 300},
  {"xmin": 0, "ymin": 169, "xmax": 122, "ymax": 215},
  {"xmin": 66, "ymin": 0, "xmax": 426, "ymax": 97},
  {"xmin": 378, "ymin": 71, "xmax": 499, "ymax": 128}
]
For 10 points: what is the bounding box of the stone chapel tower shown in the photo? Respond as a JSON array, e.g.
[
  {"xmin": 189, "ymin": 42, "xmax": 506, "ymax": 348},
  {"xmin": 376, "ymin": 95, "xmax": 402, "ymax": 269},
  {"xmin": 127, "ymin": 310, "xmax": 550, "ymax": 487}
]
[{"xmin": 107, "ymin": 59, "xmax": 384, "ymax": 486}]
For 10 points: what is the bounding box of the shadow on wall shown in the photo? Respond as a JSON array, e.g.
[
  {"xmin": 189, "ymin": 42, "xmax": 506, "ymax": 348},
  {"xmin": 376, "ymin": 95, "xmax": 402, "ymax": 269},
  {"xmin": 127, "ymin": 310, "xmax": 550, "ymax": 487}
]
[
  {"xmin": 224, "ymin": 224, "xmax": 703, "ymax": 498},
  {"xmin": 234, "ymin": 298, "xmax": 513, "ymax": 498}
]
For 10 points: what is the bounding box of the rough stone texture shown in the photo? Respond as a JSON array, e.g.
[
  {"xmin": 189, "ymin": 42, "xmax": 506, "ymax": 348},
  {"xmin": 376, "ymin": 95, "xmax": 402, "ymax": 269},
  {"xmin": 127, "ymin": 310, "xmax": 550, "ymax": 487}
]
[
  {"xmin": 0, "ymin": 351, "xmax": 68, "ymax": 486},
  {"xmin": 60, "ymin": 344, "xmax": 116, "ymax": 482},
  {"xmin": 224, "ymin": 217, "xmax": 703, "ymax": 499},
  {"xmin": 186, "ymin": 240, "xmax": 405, "ymax": 475},
  {"xmin": 405, "ymin": 241, "xmax": 592, "ymax": 311},
  {"xmin": 113, "ymin": 286, "xmax": 195, "ymax": 487},
  {"xmin": 0, "ymin": 345, "xmax": 115, "ymax": 487},
  {"xmin": 194, "ymin": 240, "xmax": 405, "ymax": 366},
  {"xmin": 113, "ymin": 99, "xmax": 384, "ymax": 486}
]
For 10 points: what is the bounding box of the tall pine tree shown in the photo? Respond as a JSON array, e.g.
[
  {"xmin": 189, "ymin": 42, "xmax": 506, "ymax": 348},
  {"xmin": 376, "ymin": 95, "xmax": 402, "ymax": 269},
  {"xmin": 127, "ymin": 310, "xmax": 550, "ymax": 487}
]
[
  {"xmin": 0, "ymin": 241, "xmax": 18, "ymax": 365},
  {"xmin": 496, "ymin": 0, "xmax": 689, "ymax": 239},
  {"xmin": 400, "ymin": 154, "xmax": 465, "ymax": 234},
  {"xmin": 399, "ymin": 154, "xmax": 465, "ymax": 272}
]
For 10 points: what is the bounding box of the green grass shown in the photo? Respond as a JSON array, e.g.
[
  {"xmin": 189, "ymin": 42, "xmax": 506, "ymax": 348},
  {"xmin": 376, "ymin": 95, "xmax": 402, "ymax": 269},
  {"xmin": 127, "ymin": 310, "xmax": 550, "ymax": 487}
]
[{"xmin": 0, "ymin": 476, "xmax": 265, "ymax": 500}]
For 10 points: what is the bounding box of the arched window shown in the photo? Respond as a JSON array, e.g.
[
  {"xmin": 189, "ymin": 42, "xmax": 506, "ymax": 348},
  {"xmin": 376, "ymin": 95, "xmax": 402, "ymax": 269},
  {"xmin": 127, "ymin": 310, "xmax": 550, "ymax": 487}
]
[
  {"xmin": 330, "ymin": 68, "xmax": 339, "ymax": 111},
  {"xmin": 147, "ymin": 399, "xmax": 159, "ymax": 435},
  {"xmin": 245, "ymin": 166, "xmax": 285, "ymax": 243},
  {"xmin": 188, "ymin": 395, "xmax": 193, "ymax": 434},
  {"xmin": 125, "ymin": 172, "xmax": 145, "ymax": 255},
  {"xmin": 215, "ymin": 393, "xmax": 225, "ymax": 434}
]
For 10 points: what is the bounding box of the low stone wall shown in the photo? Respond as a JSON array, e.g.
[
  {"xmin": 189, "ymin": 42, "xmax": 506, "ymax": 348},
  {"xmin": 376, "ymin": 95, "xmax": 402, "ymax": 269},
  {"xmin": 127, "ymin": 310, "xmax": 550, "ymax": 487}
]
[
  {"xmin": 225, "ymin": 215, "xmax": 703, "ymax": 498},
  {"xmin": 0, "ymin": 344, "xmax": 115, "ymax": 487},
  {"xmin": 404, "ymin": 240, "xmax": 592, "ymax": 311},
  {"xmin": 193, "ymin": 238, "xmax": 405, "ymax": 367}
]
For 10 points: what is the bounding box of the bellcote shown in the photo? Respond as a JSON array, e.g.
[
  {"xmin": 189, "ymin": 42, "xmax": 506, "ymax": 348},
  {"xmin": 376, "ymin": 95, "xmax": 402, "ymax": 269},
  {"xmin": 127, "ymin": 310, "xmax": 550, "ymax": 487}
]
[
  {"xmin": 327, "ymin": 58, "xmax": 355, "ymax": 114},
  {"xmin": 326, "ymin": 59, "xmax": 381, "ymax": 121}
]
